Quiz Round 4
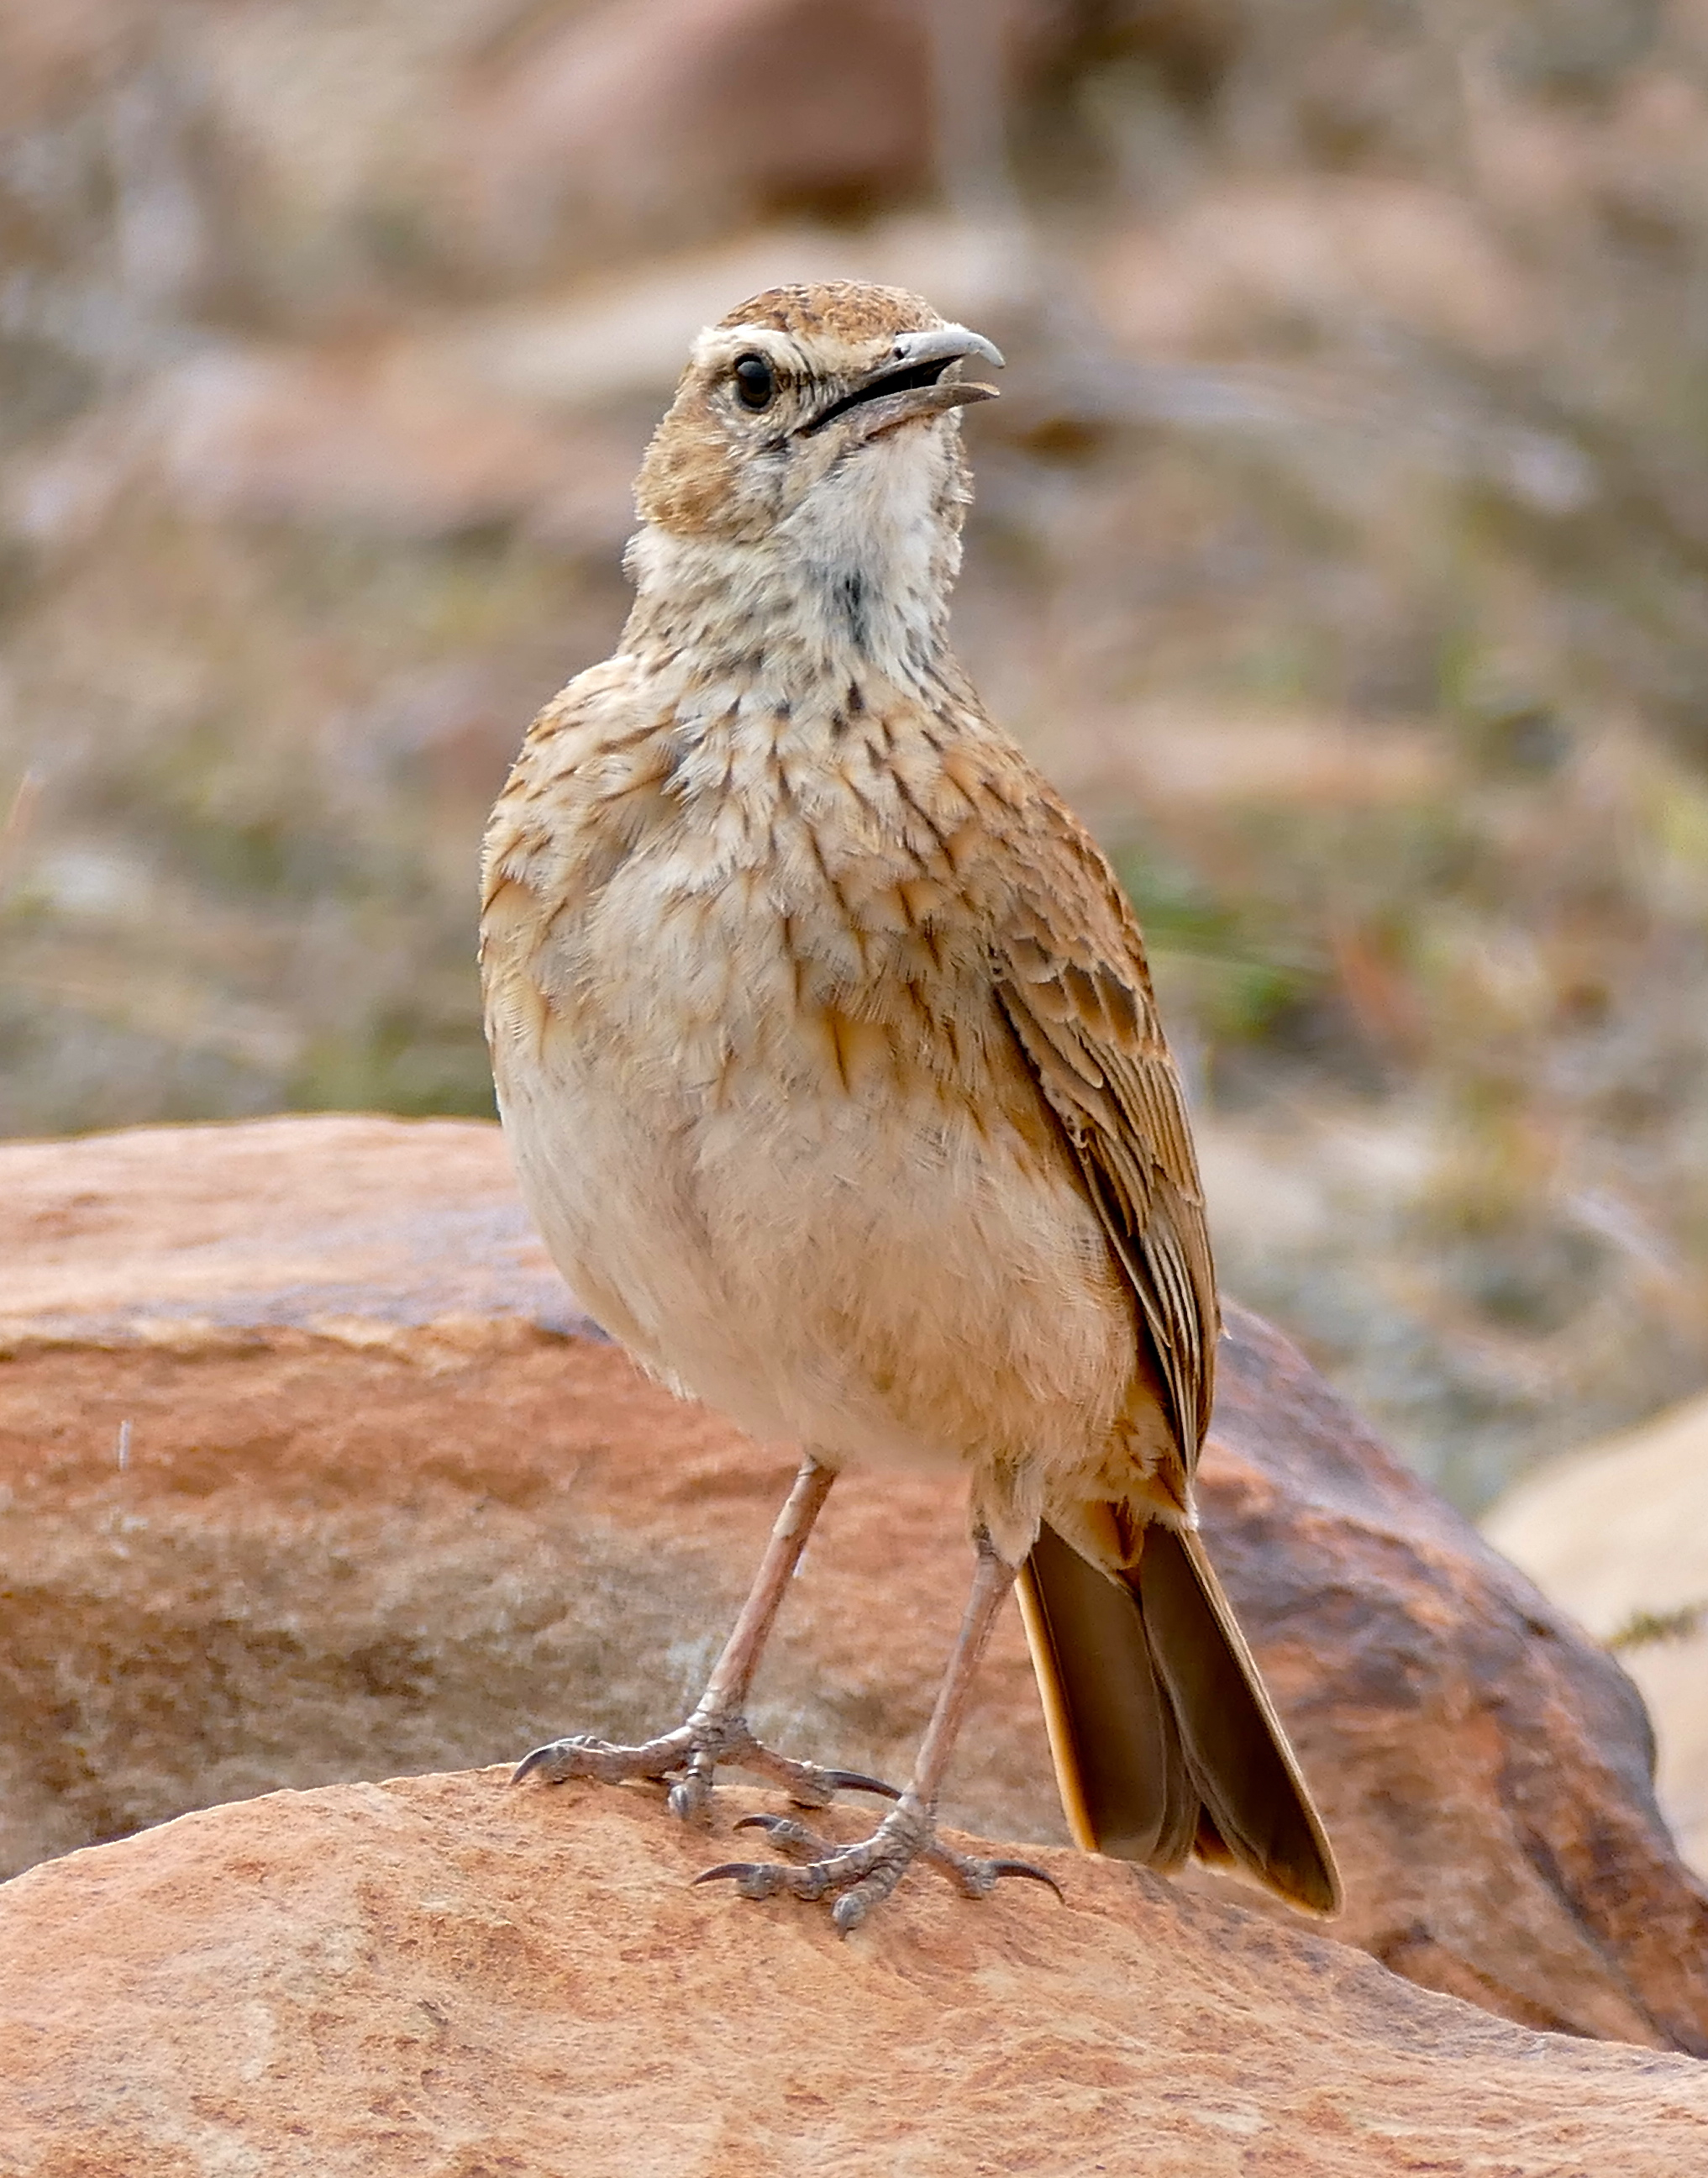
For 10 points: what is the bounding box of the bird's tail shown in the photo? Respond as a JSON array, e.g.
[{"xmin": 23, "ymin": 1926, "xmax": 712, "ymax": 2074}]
[{"xmin": 1017, "ymin": 1517, "xmax": 1342, "ymax": 1915}]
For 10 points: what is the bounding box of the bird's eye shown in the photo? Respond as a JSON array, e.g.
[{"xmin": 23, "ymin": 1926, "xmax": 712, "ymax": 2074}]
[{"xmin": 733, "ymin": 353, "xmax": 775, "ymax": 410}]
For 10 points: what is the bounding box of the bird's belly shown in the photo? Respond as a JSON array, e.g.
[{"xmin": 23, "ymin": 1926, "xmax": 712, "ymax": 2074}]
[{"xmin": 496, "ymin": 984, "xmax": 1138, "ymax": 1482}]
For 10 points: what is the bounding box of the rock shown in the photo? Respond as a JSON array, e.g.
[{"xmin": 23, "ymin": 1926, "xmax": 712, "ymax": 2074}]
[
  {"xmin": 3, "ymin": 1113, "xmax": 1706, "ymax": 2057},
  {"xmin": 2, "ymin": 1770, "xmax": 1704, "ymax": 2177},
  {"xmin": 452, "ymin": 0, "xmax": 937, "ymax": 277},
  {"xmin": 1106, "ymin": 702, "xmax": 1451, "ymax": 813},
  {"xmin": 15, "ymin": 344, "xmax": 625, "ymax": 549},
  {"xmin": 0, "ymin": 1311, "xmax": 603, "ymax": 1868},
  {"xmin": 1, "ymin": 1113, "xmax": 587, "ymax": 1339},
  {"xmin": 1091, "ymin": 181, "xmax": 1542, "ymax": 363},
  {"xmin": 445, "ymin": 0, "xmax": 1170, "ymax": 281},
  {"xmin": 11, "ymin": 208, "xmax": 1028, "ymax": 560},
  {"xmin": 1197, "ymin": 1313, "xmax": 1708, "ymax": 2054},
  {"xmin": 446, "ymin": 0, "xmax": 1084, "ymax": 278},
  {"xmin": 0, "ymin": 1115, "xmax": 1043, "ymax": 1881},
  {"xmin": 145, "ymin": 346, "xmax": 589, "ymax": 539},
  {"xmin": 1485, "ymin": 1397, "xmax": 1708, "ymax": 1881}
]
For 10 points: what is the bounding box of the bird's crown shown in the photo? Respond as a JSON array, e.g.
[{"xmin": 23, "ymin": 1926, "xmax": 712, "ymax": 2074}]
[{"xmin": 714, "ymin": 280, "xmax": 948, "ymax": 364}]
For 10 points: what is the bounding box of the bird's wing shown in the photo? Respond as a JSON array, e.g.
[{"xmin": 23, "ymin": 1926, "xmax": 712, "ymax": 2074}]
[{"xmin": 989, "ymin": 788, "xmax": 1217, "ymax": 1470}]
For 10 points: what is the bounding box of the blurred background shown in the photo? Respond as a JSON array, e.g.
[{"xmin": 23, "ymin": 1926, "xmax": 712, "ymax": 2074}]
[{"xmin": 3, "ymin": 0, "xmax": 1708, "ymax": 1513}]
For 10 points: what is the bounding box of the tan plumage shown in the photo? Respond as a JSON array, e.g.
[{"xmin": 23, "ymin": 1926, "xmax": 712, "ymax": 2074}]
[{"xmin": 482, "ymin": 280, "xmax": 1339, "ymax": 1928}]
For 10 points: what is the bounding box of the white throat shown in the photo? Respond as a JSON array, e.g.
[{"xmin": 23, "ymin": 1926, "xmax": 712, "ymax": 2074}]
[{"xmin": 624, "ymin": 431, "xmax": 961, "ymax": 702}]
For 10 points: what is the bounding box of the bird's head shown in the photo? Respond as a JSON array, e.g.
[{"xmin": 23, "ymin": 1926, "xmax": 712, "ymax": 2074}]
[
  {"xmin": 626, "ymin": 282, "xmax": 1001, "ymax": 681},
  {"xmin": 633, "ymin": 281, "xmax": 1002, "ymax": 547}
]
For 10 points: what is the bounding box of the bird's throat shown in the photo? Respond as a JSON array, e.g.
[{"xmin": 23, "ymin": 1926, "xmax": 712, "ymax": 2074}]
[{"xmin": 623, "ymin": 452, "xmax": 963, "ymax": 705}]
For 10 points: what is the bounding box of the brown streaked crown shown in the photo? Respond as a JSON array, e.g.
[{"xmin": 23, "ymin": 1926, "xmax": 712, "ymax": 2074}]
[{"xmin": 715, "ymin": 281, "xmax": 943, "ymax": 345}]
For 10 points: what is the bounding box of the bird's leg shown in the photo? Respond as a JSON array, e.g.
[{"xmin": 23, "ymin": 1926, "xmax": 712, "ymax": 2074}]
[
  {"xmin": 512, "ymin": 1455, "xmax": 898, "ymax": 1821},
  {"xmin": 697, "ymin": 1530, "xmax": 1062, "ymax": 1931}
]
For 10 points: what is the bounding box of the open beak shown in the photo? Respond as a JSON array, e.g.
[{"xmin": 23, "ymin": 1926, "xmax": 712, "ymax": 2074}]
[{"xmin": 799, "ymin": 324, "xmax": 1005, "ymax": 442}]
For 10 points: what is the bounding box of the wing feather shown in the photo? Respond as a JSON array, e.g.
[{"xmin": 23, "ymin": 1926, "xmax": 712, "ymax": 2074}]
[{"xmin": 991, "ymin": 796, "xmax": 1218, "ymax": 1463}]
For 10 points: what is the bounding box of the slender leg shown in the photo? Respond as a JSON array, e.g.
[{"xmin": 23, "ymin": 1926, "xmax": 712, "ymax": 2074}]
[
  {"xmin": 698, "ymin": 1531, "xmax": 1062, "ymax": 1930},
  {"xmin": 895, "ymin": 1534, "xmax": 1016, "ymax": 1812},
  {"xmin": 691, "ymin": 1455, "xmax": 837, "ymax": 1723},
  {"xmin": 512, "ymin": 1455, "xmax": 897, "ymax": 1818}
]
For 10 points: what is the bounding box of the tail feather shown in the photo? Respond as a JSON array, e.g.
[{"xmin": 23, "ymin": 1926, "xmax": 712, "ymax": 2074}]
[
  {"xmin": 1017, "ymin": 1522, "xmax": 1197, "ymax": 1865},
  {"xmin": 1018, "ymin": 1518, "xmax": 1342, "ymax": 1917}
]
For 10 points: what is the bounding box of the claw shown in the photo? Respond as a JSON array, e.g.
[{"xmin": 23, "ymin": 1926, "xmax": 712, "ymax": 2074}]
[
  {"xmin": 809, "ymin": 1769, "xmax": 902, "ymax": 1803},
  {"xmin": 666, "ymin": 1776, "xmax": 709, "ymax": 1824},
  {"xmin": 737, "ymin": 1744, "xmax": 903, "ymax": 1810},
  {"xmin": 833, "ymin": 1886, "xmax": 879, "ymax": 1935},
  {"xmin": 511, "ymin": 1733, "xmax": 596, "ymax": 1786},
  {"xmin": 514, "ymin": 1720, "xmax": 1054, "ymax": 1931},
  {"xmin": 695, "ymin": 1860, "xmax": 834, "ymax": 1902},
  {"xmin": 666, "ymin": 1751, "xmax": 717, "ymax": 1826},
  {"xmin": 733, "ymin": 1812, "xmax": 833, "ymax": 1858},
  {"xmin": 933, "ymin": 1851, "xmax": 1064, "ymax": 1902},
  {"xmin": 985, "ymin": 1858, "xmax": 1064, "ymax": 1900},
  {"xmin": 695, "ymin": 1860, "xmax": 765, "ymax": 1892}
]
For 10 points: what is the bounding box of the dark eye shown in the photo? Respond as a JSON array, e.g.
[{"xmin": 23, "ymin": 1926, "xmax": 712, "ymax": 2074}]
[{"xmin": 733, "ymin": 353, "xmax": 775, "ymax": 410}]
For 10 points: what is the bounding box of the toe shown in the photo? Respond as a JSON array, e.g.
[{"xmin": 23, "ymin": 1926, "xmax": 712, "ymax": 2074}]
[
  {"xmin": 925, "ymin": 1843, "xmax": 1064, "ymax": 1902},
  {"xmin": 694, "ymin": 1859, "xmax": 836, "ymax": 1902},
  {"xmin": 739, "ymin": 1744, "xmax": 902, "ymax": 1808},
  {"xmin": 831, "ymin": 1864, "xmax": 904, "ymax": 1933},
  {"xmin": 511, "ymin": 1735, "xmax": 594, "ymax": 1786},
  {"xmin": 733, "ymin": 1812, "xmax": 835, "ymax": 1858},
  {"xmin": 667, "ymin": 1754, "xmax": 716, "ymax": 1826}
]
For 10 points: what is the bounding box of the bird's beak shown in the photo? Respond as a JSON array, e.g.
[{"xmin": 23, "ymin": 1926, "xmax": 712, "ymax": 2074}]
[{"xmin": 798, "ymin": 324, "xmax": 1005, "ymax": 442}]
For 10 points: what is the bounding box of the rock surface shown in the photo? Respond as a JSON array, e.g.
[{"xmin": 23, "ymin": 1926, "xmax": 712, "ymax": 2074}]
[
  {"xmin": 3, "ymin": 1115, "xmax": 1707, "ymax": 2057},
  {"xmin": 1485, "ymin": 1397, "xmax": 1708, "ymax": 1881},
  {"xmin": 1198, "ymin": 1316, "xmax": 1708, "ymax": 2054},
  {"xmin": 2, "ymin": 1770, "xmax": 1705, "ymax": 2178},
  {"xmin": 450, "ymin": 0, "xmax": 1082, "ymax": 277}
]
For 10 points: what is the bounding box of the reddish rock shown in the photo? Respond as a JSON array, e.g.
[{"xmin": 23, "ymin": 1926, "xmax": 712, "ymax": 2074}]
[
  {"xmin": 2, "ymin": 1114, "xmax": 1705, "ymax": 2057},
  {"xmin": 0, "ymin": 1117, "xmax": 1045, "ymax": 1881},
  {"xmin": 449, "ymin": 0, "xmax": 1091, "ymax": 276},
  {"xmin": 21, "ymin": 343, "xmax": 625, "ymax": 548},
  {"xmin": 455, "ymin": 0, "xmax": 935, "ymax": 275},
  {"xmin": 1198, "ymin": 1313, "xmax": 1708, "ymax": 2053},
  {"xmin": 1485, "ymin": 1396, "xmax": 1708, "ymax": 1883},
  {"xmin": 2, "ymin": 1770, "xmax": 1705, "ymax": 2178}
]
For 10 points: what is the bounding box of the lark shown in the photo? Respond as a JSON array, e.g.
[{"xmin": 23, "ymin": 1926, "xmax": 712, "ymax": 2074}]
[{"xmin": 481, "ymin": 281, "xmax": 1340, "ymax": 1932}]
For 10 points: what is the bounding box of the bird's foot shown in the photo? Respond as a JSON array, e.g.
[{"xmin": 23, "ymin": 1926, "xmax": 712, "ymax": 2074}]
[
  {"xmin": 696, "ymin": 1807, "xmax": 1063, "ymax": 1933},
  {"xmin": 511, "ymin": 1712, "xmax": 899, "ymax": 1825}
]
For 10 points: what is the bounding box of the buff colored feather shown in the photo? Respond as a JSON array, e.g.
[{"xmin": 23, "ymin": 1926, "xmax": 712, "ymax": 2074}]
[{"xmin": 482, "ymin": 280, "xmax": 1340, "ymax": 1924}]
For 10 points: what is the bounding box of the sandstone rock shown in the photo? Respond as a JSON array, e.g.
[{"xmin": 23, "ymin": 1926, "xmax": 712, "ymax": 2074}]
[
  {"xmin": 2, "ymin": 1113, "xmax": 586, "ymax": 1339},
  {"xmin": 1197, "ymin": 1311, "xmax": 1708, "ymax": 2054},
  {"xmin": 2, "ymin": 1770, "xmax": 1704, "ymax": 2178},
  {"xmin": 446, "ymin": 0, "xmax": 1179, "ymax": 280},
  {"xmin": 447, "ymin": 0, "xmax": 1086, "ymax": 280},
  {"xmin": 1092, "ymin": 181, "xmax": 1542, "ymax": 363},
  {"xmin": 3, "ymin": 1114, "xmax": 1705, "ymax": 2059},
  {"xmin": 0, "ymin": 1116, "xmax": 1044, "ymax": 1882},
  {"xmin": 1485, "ymin": 1396, "xmax": 1708, "ymax": 1881},
  {"xmin": 453, "ymin": 0, "xmax": 936, "ymax": 277},
  {"xmin": 17, "ymin": 344, "xmax": 628, "ymax": 550}
]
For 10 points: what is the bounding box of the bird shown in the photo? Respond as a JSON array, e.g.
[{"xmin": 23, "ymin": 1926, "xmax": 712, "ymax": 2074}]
[{"xmin": 480, "ymin": 278, "xmax": 1341, "ymax": 1933}]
